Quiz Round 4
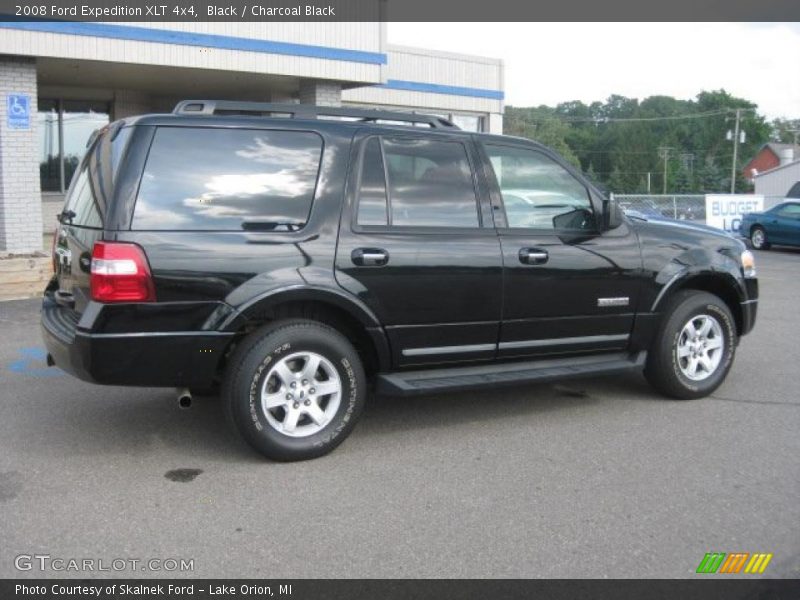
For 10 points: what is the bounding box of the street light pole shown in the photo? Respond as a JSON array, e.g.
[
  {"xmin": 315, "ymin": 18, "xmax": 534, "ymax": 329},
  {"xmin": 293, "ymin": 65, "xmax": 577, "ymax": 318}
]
[{"xmin": 730, "ymin": 108, "xmax": 742, "ymax": 194}]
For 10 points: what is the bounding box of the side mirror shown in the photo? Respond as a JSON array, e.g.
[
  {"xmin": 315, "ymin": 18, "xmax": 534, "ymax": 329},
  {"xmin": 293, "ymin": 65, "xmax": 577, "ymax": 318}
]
[{"xmin": 602, "ymin": 198, "xmax": 624, "ymax": 230}]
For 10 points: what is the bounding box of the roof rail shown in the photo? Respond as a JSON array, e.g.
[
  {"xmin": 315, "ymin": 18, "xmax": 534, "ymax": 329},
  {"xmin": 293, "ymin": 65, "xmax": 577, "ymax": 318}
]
[{"xmin": 172, "ymin": 100, "xmax": 460, "ymax": 130}]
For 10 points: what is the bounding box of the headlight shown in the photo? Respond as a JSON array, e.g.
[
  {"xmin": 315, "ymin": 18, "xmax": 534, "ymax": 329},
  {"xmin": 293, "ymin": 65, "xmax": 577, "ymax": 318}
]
[{"xmin": 741, "ymin": 250, "xmax": 756, "ymax": 278}]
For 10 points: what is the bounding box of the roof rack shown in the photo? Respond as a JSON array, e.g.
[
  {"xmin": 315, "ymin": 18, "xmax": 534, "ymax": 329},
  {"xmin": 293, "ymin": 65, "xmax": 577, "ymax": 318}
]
[{"xmin": 172, "ymin": 100, "xmax": 460, "ymax": 130}]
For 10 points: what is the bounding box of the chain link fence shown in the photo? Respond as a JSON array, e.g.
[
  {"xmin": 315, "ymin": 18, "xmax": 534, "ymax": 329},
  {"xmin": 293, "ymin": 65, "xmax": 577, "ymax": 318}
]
[{"xmin": 612, "ymin": 194, "xmax": 706, "ymax": 222}]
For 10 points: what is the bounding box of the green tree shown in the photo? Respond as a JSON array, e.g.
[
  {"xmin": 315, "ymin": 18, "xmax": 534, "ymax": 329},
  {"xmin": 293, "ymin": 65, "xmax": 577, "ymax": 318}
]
[{"xmin": 503, "ymin": 89, "xmax": 781, "ymax": 194}]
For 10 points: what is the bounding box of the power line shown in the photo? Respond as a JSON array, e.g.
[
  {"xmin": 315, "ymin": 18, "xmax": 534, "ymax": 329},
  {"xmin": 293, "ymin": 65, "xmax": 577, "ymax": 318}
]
[{"xmin": 508, "ymin": 106, "xmax": 757, "ymax": 124}]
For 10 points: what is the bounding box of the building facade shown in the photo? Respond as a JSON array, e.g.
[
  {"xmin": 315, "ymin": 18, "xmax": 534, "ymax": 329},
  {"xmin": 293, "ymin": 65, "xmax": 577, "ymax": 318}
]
[
  {"xmin": 753, "ymin": 159, "xmax": 800, "ymax": 201},
  {"xmin": 0, "ymin": 18, "xmax": 504, "ymax": 253}
]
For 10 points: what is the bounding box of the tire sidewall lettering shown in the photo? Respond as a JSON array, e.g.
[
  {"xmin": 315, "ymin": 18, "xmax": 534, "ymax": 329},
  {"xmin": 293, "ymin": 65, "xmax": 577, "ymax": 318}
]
[
  {"xmin": 670, "ymin": 303, "xmax": 735, "ymax": 392},
  {"xmin": 245, "ymin": 340, "xmax": 360, "ymax": 449}
]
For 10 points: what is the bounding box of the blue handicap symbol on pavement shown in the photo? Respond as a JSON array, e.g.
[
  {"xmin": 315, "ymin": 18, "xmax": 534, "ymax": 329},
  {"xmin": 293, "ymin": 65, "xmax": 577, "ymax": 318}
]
[
  {"xmin": 7, "ymin": 94, "xmax": 31, "ymax": 129},
  {"xmin": 7, "ymin": 347, "xmax": 62, "ymax": 377}
]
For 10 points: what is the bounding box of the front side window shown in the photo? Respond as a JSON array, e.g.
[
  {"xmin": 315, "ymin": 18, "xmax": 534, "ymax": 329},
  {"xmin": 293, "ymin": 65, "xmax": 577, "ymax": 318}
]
[
  {"xmin": 484, "ymin": 144, "xmax": 595, "ymax": 231},
  {"xmin": 133, "ymin": 127, "xmax": 323, "ymax": 231}
]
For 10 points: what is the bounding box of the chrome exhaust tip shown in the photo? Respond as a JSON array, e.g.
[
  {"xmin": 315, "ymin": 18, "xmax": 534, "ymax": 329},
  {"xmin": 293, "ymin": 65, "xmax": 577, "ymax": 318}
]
[{"xmin": 176, "ymin": 388, "xmax": 192, "ymax": 409}]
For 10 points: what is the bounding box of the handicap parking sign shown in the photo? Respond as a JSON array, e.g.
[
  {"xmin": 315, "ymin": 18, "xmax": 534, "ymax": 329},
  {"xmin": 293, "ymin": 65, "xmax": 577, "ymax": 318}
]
[{"xmin": 7, "ymin": 94, "xmax": 31, "ymax": 129}]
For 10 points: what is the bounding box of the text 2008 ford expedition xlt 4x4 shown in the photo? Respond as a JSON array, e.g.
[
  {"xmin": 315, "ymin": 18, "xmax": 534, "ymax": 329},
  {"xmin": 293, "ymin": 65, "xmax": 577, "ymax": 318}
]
[{"xmin": 42, "ymin": 101, "xmax": 758, "ymax": 461}]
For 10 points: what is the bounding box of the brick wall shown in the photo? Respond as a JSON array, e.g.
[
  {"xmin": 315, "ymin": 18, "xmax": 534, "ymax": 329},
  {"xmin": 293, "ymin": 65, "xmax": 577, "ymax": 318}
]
[{"xmin": 0, "ymin": 56, "xmax": 42, "ymax": 254}]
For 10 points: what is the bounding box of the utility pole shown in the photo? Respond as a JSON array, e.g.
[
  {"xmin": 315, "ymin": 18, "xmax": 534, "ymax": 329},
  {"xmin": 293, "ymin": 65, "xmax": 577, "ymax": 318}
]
[
  {"xmin": 658, "ymin": 147, "xmax": 671, "ymax": 194},
  {"xmin": 730, "ymin": 108, "xmax": 742, "ymax": 194},
  {"xmin": 789, "ymin": 129, "xmax": 800, "ymax": 158}
]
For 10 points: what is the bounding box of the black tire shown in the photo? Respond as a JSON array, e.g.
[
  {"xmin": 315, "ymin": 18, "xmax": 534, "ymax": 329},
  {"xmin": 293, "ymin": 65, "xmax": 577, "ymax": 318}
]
[
  {"xmin": 222, "ymin": 319, "xmax": 366, "ymax": 461},
  {"xmin": 750, "ymin": 225, "xmax": 771, "ymax": 250},
  {"xmin": 644, "ymin": 291, "xmax": 737, "ymax": 400}
]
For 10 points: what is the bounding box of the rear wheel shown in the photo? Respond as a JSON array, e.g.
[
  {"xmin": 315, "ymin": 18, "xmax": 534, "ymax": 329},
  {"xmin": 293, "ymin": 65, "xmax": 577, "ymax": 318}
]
[
  {"xmin": 223, "ymin": 319, "xmax": 366, "ymax": 461},
  {"xmin": 644, "ymin": 291, "xmax": 737, "ymax": 399},
  {"xmin": 750, "ymin": 226, "xmax": 770, "ymax": 250}
]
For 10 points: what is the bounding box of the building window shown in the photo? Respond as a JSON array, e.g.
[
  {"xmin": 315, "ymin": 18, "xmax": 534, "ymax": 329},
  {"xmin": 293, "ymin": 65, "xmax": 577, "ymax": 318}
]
[{"xmin": 37, "ymin": 99, "xmax": 110, "ymax": 193}]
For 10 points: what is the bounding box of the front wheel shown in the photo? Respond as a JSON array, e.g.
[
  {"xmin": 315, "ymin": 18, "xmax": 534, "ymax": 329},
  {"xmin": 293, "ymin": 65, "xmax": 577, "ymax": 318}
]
[
  {"xmin": 223, "ymin": 319, "xmax": 367, "ymax": 461},
  {"xmin": 750, "ymin": 226, "xmax": 770, "ymax": 250},
  {"xmin": 644, "ymin": 291, "xmax": 737, "ymax": 399}
]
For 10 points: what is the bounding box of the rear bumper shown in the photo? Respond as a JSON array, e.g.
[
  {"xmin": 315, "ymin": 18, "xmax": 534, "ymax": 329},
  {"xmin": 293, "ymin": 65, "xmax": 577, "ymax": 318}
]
[{"xmin": 41, "ymin": 294, "xmax": 235, "ymax": 387}]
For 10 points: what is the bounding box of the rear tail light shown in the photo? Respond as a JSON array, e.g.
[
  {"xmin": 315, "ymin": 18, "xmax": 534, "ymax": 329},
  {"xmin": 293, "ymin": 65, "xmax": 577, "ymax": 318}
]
[{"xmin": 90, "ymin": 241, "xmax": 156, "ymax": 303}]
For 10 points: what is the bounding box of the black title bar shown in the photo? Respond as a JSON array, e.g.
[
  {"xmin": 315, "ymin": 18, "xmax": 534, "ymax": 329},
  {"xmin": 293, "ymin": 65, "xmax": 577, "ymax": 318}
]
[
  {"xmin": 1, "ymin": 0, "xmax": 799, "ymax": 21},
  {"xmin": 3, "ymin": 579, "xmax": 800, "ymax": 600}
]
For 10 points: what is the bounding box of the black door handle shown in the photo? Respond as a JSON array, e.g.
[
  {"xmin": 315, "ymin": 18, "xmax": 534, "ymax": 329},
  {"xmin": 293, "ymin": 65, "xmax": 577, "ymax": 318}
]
[
  {"xmin": 519, "ymin": 248, "xmax": 549, "ymax": 265},
  {"xmin": 351, "ymin": 248, "xmax": 389, "ymax": 267}
]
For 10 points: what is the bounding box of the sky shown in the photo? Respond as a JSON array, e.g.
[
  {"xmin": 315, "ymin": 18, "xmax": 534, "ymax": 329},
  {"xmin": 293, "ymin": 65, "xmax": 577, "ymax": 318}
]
[{"xmin": 388, "ymin": 23, "xmax": 800, "ymax": 119}]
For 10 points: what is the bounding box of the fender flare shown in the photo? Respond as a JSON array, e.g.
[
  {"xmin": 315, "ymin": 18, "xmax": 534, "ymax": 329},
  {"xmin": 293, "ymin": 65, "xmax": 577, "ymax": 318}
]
[
  {"xmin": 221, "ymin": 284, "xmax": 380, "ymax": 329},
  {"xmin": 219, "ymin": 285, "xmax": 391, "ymax": 370},
  {"xmin": 651, "ymin": 268, "xmax": 745, "ymax": 313}
]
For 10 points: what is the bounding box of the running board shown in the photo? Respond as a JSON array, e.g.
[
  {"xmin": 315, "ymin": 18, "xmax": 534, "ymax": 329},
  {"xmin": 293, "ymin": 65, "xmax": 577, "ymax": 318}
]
[{"xmin": 376, "ymin": 351, "xmax": 647, "ymax": 396}]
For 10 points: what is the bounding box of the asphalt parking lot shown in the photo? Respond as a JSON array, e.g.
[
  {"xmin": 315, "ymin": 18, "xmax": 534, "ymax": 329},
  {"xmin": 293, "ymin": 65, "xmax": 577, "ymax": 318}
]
[{"xmin": 1, "ymin": 248, "xmax": 798, "ymax": 579}]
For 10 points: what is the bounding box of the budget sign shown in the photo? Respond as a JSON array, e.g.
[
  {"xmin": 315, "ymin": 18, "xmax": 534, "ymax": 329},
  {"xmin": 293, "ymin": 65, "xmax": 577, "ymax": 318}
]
[{"xmin": 705, "ymin": 194, "xmax": 763, "ymax": 234}]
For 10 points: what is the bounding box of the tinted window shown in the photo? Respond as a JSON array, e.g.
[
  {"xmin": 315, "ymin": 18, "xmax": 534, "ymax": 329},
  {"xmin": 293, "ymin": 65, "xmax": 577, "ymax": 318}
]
[
  {"xmin": 356, "ymin": 138, "xmax": 388, "ymax": 226},
  {"xmin": 383, "ymin": 138, "xmax": 479, "ymax": 228},
  {"xmin": 61, "ymin": 126, "xmax": 126, "ymax": 228},
  {"xmin": 787, "ymin": 181, "xmax": 800, "ymax": 199},
  {"xmin": 484, "ymin": 145, "xmax": 595, "ymax": 231},
  {"xmin": 133, "ymin": 127, "xmax": 322, "ymax": 231},
  {"xmin": 63, "ymin": 166, "xmax": 102, "ymax": 228}
]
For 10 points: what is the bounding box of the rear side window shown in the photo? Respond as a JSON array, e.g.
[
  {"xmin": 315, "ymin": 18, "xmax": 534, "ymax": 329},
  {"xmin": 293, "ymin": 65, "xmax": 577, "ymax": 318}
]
[
  {"xmin": 355, "ymin": 136, "xmax": 479, "ymax": 228},
  {"xmin": 133, "ymin": 127, "xmax": 323, "ymax": 231},
  {"xmin": 62, "ymin": 125, "xmax": 130, "ymax": 229}
]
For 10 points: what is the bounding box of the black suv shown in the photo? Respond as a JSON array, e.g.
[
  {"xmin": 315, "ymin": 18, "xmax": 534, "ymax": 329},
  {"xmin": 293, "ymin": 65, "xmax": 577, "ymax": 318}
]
[{"xmin": 42, "ymin": 100, "xmax": 759, "ymax": 461}]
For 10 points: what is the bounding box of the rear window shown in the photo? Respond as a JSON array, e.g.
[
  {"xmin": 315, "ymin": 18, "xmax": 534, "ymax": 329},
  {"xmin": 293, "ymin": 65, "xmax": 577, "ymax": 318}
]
[
  {"xmin": 62, "ymin": 125, "xmax": 130, "ymax": 229},
  {"xmin": 132, "ymin": 127, "xmax": 323, "ymax": 231}
]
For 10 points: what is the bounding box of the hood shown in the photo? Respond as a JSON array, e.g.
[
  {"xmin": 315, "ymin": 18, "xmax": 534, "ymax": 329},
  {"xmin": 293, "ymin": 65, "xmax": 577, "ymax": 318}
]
[{"xmin": 625, "ymin": 211, "xmax": 735, "ymax": 240}]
